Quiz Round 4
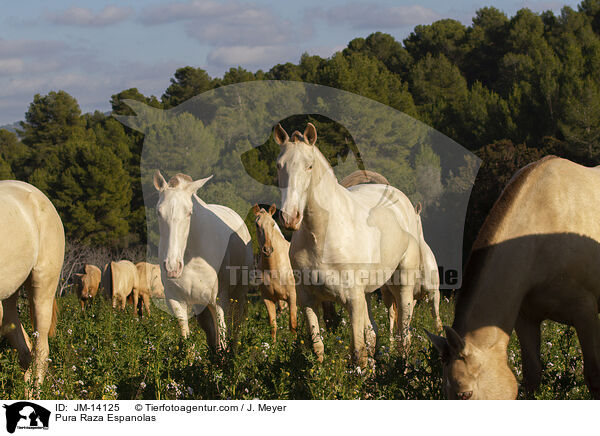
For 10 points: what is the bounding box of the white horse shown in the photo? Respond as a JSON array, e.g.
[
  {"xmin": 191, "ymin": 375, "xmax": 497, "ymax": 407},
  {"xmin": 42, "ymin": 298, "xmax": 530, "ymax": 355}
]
[
  {"xmin": 153, "ymin": 171, "xmax": 252, "ymax": 349},
  {"xmin": 0, "ymin": 180, "xmax": 64, "ymax": 396},
  {"xmin": 274, "ymin": 123, "xmax": 422, "ymax": 366}
]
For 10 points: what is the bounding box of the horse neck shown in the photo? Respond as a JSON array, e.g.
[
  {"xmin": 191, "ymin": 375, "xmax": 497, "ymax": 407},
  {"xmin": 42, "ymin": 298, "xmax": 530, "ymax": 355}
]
[
  {"xmin": 186, "ymin": 196, "xmax": 214, "ymax": 256},
  {"xmin": 454, "ymin": 237, "xmax": 530, "ymax": 354},
  {"xmin": 263, "ymin": 237, "xmax": 290, "ymax": 270},
  {"xmin": 302, "ymin": 153, "xmax": 351, "ymax": 239}
]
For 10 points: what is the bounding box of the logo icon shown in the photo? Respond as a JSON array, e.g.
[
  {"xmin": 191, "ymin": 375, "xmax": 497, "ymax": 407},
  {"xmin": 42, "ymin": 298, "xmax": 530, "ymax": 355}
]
[{"xmin": 3, "ymin": 402, "xmax": 50, "ymax": 433}]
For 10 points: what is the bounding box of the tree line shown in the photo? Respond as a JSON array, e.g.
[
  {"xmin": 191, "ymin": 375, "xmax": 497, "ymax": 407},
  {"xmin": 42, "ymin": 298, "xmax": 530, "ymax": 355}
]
[{"xmin": 2, "ymin": 3, "xmax": 600, "ymax": 259}]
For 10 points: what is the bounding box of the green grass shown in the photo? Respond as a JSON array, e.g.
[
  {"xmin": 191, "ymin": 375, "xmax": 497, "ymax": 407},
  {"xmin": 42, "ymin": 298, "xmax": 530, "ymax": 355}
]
[{"xmin": 0, "ymin": 292, "xmax": 591, "ymax": 399}]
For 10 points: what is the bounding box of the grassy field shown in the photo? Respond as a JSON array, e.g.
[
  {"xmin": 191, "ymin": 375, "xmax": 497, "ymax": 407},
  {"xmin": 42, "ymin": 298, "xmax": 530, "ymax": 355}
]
[{"xmin": 0, "ymin": 291, "xmax": 591, "ymax": 400}]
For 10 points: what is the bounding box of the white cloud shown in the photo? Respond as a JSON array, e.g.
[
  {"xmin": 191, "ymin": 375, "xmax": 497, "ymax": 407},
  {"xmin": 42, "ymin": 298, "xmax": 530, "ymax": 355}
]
[
  {"xmin": 207, "ymin": 45, "xmax": 294, "ymax": 67},
  {"xmin": 322, "ymin": 3, "xmax": 441, "ymax": 29},
  {"xmin": 140, "ymin": 0, "xmax": 241, "ymax": 25},
  {"xmin": 0, "ymin": 58, "xmax": 181, "ymax": 124},
  {"xmin": 140, "ymin": 0, "xmax": 306, "ymax": 46},
  {"xmin": 0, "ymin": 58, "xmax": 24, "ymax": 75},
  {"xmin": 0, "ymin": 38, "xmax": 66, "ymax": 58},
  {"xmin": 47, "ymin": 5, "xmax": 133, "ymax": 27}
]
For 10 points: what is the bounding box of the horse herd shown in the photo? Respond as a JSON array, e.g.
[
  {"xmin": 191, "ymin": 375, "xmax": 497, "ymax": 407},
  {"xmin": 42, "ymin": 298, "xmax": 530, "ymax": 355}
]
[
  {"xmin": 1, "ymin": 122, "xmax": 599, "ymax": 400},
  {"xmin": 74, "ymin": 261, "xmax": 164, "ymax": 314}
]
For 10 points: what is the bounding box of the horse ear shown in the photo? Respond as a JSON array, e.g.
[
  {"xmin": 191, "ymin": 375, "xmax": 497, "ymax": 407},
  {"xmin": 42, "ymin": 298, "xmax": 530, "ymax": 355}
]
[
  {"xmin": 444, "ymin": 326, "xmax": 466, "ymax": 355},
  {"xmin": 274, "ymin": 123, "xmax": 289, "ymax": 146},
  {"xmin": 252, "ymin": 204, "xmax": 260, "ymax": 216},
  {"xmin": 304, "ymin": 123, "xmax": 317, "ymax": 145},
  {"xmin": 415, "ymin": 202, "xmax": 422, "ymax": 215},
  {"xmin": 187, "ymin": 175, "xmax": 213, "ymax": 194},
  {"xmin": 269, "ymin": 203, "xmax": 277, "ymax": 215},
  {"xmin": 154, "ymin": 170, "xmax": 167, "ymax": 192},
  {"xmin": 425, "ymin": 328, "xmax": 449, "ymax": 358}
]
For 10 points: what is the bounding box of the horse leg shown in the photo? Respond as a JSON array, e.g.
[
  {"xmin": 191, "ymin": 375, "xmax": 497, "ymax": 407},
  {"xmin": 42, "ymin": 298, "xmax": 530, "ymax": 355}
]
[
  {"xmin": 364, "ymin": 293, "xmax": 378, "ymax": 358},
  {"xmin": 304, "ymin": 302, "xmax": 324, "ymax": 362},
  {"xmin": 573, "ymin": 298, "xmax": 600, "ymax": 399},
  {"xmin": 347, "ymin": 294, "xmax": 368, "ymax": 368},
  {"xmin": 2, "ymin": 293, "xmax": 32, "ymax": 372},
  {"xmin": 133, "ymin": 289, "xmax": 140, "ymax": 317},
  {"xmin": 196, "ymin": 307, "xmax": 218, "ymax": 349},
  {"xmin": 142, "ymin": 293, "xmax": 151, "ymax": 317},
  {"xmin": 394, "ymin": 238, "xmax": 420, "ymax": 355},
  {"xmin": 381, "ymin": 285, "xmax": 396, "ymax": 340},
  {"xmin": 288, "ymin": 289, "xmax": 297, "ymax": 336},
  {"xmin": 80, "ymin": 299, "xmax": 85, "ymax": 311},
  {"xmin": 26, "ymin": 271, "xmax": 59, "ymax": 397},
  {"xmin": 514, "ymin": 313, "xmax": 542, "ymax": 396},
  {"xmin": 263, "ymin": 298, "xmax": 277, "ymax": 341},
  {"xmin": 166, "ymin": 298, "xmax": 190, "ymax": 338},
  {"xmin": 215, "ymin": 299, "xmax": 228, "ymax": 351},
  {"xmin": 429, "ymin": 288, "xmax": 443, "ymax": 332},
  {"xmin": 387, "ymin": 283, "xmax": 416, "ymax": 356}
]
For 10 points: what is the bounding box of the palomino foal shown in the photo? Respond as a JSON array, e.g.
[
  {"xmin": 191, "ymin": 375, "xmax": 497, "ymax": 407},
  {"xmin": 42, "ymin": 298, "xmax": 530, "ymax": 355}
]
[
  {"xmin": 253, "ymin": 204, "xmax": 297, "ymax": 340},
  {"xmin": 154, "ymin": 171, "xmax": 252, "ymax": 350},
  {"xmin": 275, "ymin": 123, "xmax": 422, "ymax": 367}
]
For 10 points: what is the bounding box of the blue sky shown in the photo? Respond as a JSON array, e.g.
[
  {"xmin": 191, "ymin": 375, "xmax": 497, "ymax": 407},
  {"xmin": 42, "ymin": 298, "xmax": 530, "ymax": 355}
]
[{"xmin": 0, "ymin": 0, "xmax": 580, "ymax": 124}]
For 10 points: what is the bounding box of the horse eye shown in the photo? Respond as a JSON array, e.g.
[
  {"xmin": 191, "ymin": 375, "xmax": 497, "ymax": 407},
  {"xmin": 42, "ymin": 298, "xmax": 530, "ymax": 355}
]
[{"xmin": 307, "ymin": 164, "xmax": 313, "ymax": 170}]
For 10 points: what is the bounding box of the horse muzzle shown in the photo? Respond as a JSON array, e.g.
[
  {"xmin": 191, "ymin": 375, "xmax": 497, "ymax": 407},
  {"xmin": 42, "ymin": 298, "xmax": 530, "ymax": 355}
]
[
  {"xmin": 164, "ymin": 260, "xmax": 183, "ymax": 278},
  {"xmin": 281, "ymin": 210, "xmax": 303, "ymax": 230},
  {"xmin": 262, "ymin": 245, "xmax": 273, "ymax": 257}
]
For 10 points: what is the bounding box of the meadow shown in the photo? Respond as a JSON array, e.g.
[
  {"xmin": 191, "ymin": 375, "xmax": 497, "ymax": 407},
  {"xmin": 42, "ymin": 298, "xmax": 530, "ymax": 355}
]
[{"xmin": 0, "ymin": 289, "xmax": 590, "ymax": 400}]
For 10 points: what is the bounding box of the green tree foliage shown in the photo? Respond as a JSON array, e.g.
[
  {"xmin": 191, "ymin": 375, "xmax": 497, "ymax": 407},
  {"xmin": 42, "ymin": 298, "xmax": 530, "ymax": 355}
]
[
  {"xmin": 162, "ymin": 67, "xmax": 219, "ymax": 108},
  {"xmin": 405, "ymin": 19, "xmax": 469, "ymax": 67},
  {"xmin": 48, "ymin": 139, "xmax": 132, "ymax": 245},
  {"xmin": 0, "ymin": 129, "xmax": 28, "ymax": 180}
]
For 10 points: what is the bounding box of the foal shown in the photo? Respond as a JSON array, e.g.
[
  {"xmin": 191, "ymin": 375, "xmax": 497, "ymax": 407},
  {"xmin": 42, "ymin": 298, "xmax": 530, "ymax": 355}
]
[{"xmin": 253, "ymin": 204, "xmax": 297, "ymax": 340}]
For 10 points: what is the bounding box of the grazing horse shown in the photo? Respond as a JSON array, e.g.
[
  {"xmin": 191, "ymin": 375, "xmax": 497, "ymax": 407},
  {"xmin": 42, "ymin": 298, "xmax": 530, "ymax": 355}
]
[
  {"xmin": 427, "ymin": 156, "xmax": 600, "ymax": 399},
  {"xmin": 137, "ymin": 262, "xmax": 164, "ymax": 297},
  {"xmin": 153, "ymin": 171, "xmax": 252, "ymax": 349},
  {"xmin": 274, "ymin": 123, "xmax": 421, "ymax": 366},
  {"xmin": 253, "ymin": 204, "xmax": 297, "ymax": 340},
  {"xmin": 0, "ymin": 180, "xmax": 64, "ymax": 396},
  {"xmin": 74, "ymin": 264, "xmax": 101, "ymax": 310},
  {"xmin": 109, "ymin": 260, "xmax": 139, "ymax": 311}
]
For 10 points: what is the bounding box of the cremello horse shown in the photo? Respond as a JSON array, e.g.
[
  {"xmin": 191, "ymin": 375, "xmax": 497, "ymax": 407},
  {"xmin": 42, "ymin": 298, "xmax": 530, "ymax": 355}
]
[
  {"xmin": 154, "ymin": 172, "xmax": 252, "ymax": 350},
  {"xmin": 0, "ymin": 180, "xmax": 64, "ymax": 396},
  {"xmin": 253, "ymin": 204, "xmax": 297, "ymax": 340},
  {"xmin": 427, "ymin": 156, "xmax": 600, "ymax": 399},
  {"xmin": 342, "ymin": 174, "xmax": 443, "ymax": 337},
  {"xmin": 275, "ymin": 123, "xmax": 422, "ymax": 366}
]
